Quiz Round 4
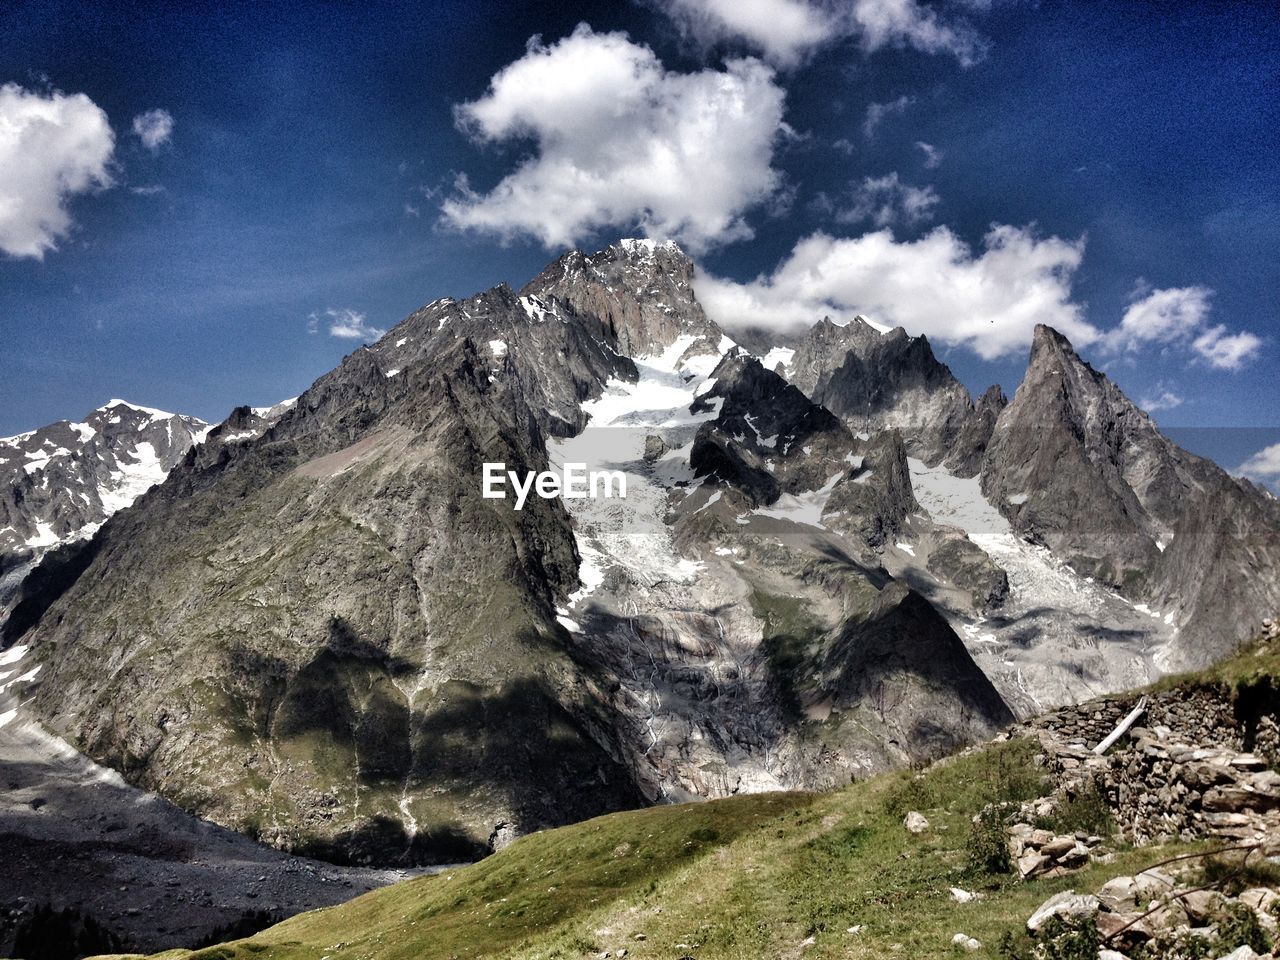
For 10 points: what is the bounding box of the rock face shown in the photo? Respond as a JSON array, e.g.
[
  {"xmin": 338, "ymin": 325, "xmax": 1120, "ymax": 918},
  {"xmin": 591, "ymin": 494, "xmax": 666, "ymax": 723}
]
[
  {"xmin": 789, "ymin": 318, "xmax": 976, "ymax": 463},
  {"xmin": 0, "ymin": 400, "xmax": 209, "ymax": 614},
  {"xmin": 943, "ymin": 384, "xmax": 1006, "ymax": 477},
  {"xmin": 521, "ymin": 238, "xmax": 721, "ymax": 360},
  {"xmin": 822, "ymin": 429, "xmax": 919, "ymax": 549},
  {"xmin": 982, "ymin": 325, "xmax": 1280, "ymax": 665},
  {"xmin": 13, "ymin": 338, "xmax": 644, "ymax": 864},
  {"xmin": 690, "ymin": 350, "xmax": 853, "ymax": 506}
]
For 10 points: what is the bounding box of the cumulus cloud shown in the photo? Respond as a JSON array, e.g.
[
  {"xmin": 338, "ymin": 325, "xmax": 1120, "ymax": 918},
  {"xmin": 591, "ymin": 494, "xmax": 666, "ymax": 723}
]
[
  {"xmin": 442, "ymin": 26, "xmax": 786, "ymax": 253},
  {"xmin": 696, "ymin": 225, "xmax": 1097, "ymax": 359},
  {"xmin": 1238, "ymin": 443, "xmax": 1280, "ymax": 484},
  {"xmin": 308, "ymin": 308, "xmax": 385, "ymax": 342},
  {"xmin": 1105, "ymin": 286, "xmax": 1262, "ymax": 371},
  {"xmin": 131, "ymin": 108, "xmax": 173, "ymax": 151},
  {"xmin": 916, "ymin": 140, "xmax": 943, "ymax": 168},
  {"xmin": 862, "ymin": 94, "xmax": 913, "ymax": 138},
  {"xmin": 0, "ymin": 82, "xmax": 115, "ymax": 259},
  {"xmin": 837, "ymin": 172, "xmax": 939, "ymax": 227},
  {"xmin": 650, "ymin": 0, "xmax": 989, "ymax": 67},
  {"xmin": 441, "ymin": 27, "xmax": 787, "ymax": 253}
]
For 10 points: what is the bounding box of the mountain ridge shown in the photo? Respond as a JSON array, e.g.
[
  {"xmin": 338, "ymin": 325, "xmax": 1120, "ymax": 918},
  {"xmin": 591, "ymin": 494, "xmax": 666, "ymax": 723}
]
[{"xmin": 1, "ymin": 239, "xmax": 1276, "ymax": 867}]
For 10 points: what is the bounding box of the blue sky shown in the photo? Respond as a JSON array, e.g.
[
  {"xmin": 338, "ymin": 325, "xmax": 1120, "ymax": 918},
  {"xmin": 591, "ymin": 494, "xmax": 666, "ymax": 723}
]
[{"xmin": 1, "ymin": 0, "xmax": 1277, "ymax": 477}]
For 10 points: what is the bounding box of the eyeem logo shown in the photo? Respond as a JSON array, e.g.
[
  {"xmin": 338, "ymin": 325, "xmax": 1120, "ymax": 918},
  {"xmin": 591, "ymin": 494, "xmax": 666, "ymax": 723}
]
[{"xmin": 482, "ymin": 462, "xmax": 627, "ymax": 511}]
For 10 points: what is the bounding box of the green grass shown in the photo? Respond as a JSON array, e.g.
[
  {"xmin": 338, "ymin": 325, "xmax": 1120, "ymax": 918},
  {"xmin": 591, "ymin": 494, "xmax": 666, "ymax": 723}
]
[
  {"xmin": 1147, "ymin": 636, "xmax": 1280, "ymax": 695},
  {"xmin": 98, "ymin": 738, "xmax": 1202, "ymax": 960}
]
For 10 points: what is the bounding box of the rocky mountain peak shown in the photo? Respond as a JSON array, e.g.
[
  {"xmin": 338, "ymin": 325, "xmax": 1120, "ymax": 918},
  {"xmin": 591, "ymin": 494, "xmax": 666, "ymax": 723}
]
[
  {"xmin": 521, "ymin": 240, "xmax": 717, "ymax": 357},
  {"xmin": 0, "ymin": 400, "xmax": 209, "ymax": 612}
]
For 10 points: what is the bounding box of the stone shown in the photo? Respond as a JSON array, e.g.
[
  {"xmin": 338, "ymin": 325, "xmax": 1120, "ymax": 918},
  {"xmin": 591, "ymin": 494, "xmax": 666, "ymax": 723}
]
[
  {"xmin": 1097, "ymin": 875, "xmax": 1141, "ymax": 912},
  {"xmin": 903, "ymin": 811, "xmax": 929, "ymax": 833},
  {"xmin": 1027, "ymin": 891, "xmax": 1101, "ymax": 932},
  {"xmin": 1132, "ymin": 868, "xmax": 1177, "ymax": 901},
  {"xmin": 1040, "ymin": 836, "xmax": 1078, "ymax": 859},
  {"xmin": 1229, "ymin": 754, "xmax": 1268, "ymax": 772},
  {"xmin": 1215, "ymin": 948, "xmax": 1261, "ymax": 960},
  {"xmin": 1018, "ymin": 850, "xmax": 1050, "ymax": 879},
  {"xmin": 1179, "ymin": 889, "xmax": 1225, "ymax": 925},
  {"xmin": 1096, "ymin": 910, "xmax": 1150, "ymax": 942},
  {"xmin": 1240, "ymin": 887, "xmax": 1280, "ymax": 916},
  {"xmin": 949, "ymin": 887, "xmax": 981, "ymax": 903},
  {"xmin": 951, "ymin": 933, "xmax": 981, "ymax": 951}
]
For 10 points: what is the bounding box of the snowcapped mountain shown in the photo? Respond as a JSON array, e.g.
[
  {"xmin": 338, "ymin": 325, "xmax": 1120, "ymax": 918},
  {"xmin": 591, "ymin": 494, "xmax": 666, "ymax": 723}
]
[
  {"xmin": 0, "ymin": 400, "xmax": 210, "ymax": 609},
  {"xmin": 2, "ymin": 238, "xmax": 1276, "ymax": 867}
]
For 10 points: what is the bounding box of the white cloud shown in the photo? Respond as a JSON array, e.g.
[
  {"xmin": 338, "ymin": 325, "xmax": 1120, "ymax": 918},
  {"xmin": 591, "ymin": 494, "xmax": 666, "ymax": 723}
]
[
  {"xmin": 916, "ymin": 140, "xmax": 943, "ymax": 168},
  {"xmin": 441, "ymin": 25, "xmax": 786, "ymax": 253},
  {"xmin": 0, "ymin": 82, "xmax": 115, "ymax": 259},
  {"xmin": 696, "ymin": 225, "xmax": 1096, "ymax": 359},
  {"xmin": 1138, "ymin": 384, "xmax": 1183, "ymax": 413},
  {"xmin": 1191, "ymin": 326, "xmax": 1263, "ymax": 371},
  {"xmin": 308, "ymin": 308, "xmax": 385, "ymax": 342},
  {"xmin": 1111, "ymin": 285, "xmax": 1211, "ymax": 346},
  {"xmin": 1105, "ymin": 286, "xmax": 1262, "ymax": 371},
  {"xmin": 850, "ymin": 0, "xmax": 988, "ymax": 65},
  {"xmin": 131, "ymin": 108, "xmax": 173, "ymax": 151},
  {"xmin": 1238, "ymin": 443, "xmax": 1280, "ymax": 482},
  {"xmin": 838, "ymin": 172, "xmax": 938, "ymax": 227},
  {"xmin": 651, "ymin": 0, "xmax": 989, "ymax": 67},
  {"xmin": 652, "ymin": 0, "xmax": 839, "ymax": 67},
  {"xmin": 862, "ymin": 94, "xmax": 913, "ymax": 138}
]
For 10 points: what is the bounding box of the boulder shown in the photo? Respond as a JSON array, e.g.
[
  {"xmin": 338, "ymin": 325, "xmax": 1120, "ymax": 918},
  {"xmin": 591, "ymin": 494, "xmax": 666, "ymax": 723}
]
[
  {"xmin": 1097, "ymin": 875, "xmax": 1142, "ymax": 912},
  {"xmin": 903, "ymin": 811, "xmax": 929, "ymax": 833},
  {"xmin": 1179, "ymin": 888, "xmax": 1225, "ymax": 924},
  {"xmin": 1027, "ymin": 891, "xmax": 1101, "ymax": 932},
  {"xmin": 1018, "ymin": 850, "xmax": 1050, "ymax": 879}
]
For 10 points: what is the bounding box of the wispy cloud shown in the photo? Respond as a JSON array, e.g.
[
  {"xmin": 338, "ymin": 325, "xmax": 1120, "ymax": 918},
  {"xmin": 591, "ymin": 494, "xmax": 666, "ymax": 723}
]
[
  {"xmin": 836, "ymin": 172, "xmax": 939, "ymax": 227},
  {"xmin": 308, "ymin": 307, "xmax": 385, "ymax": 342},
  {"xmin": 862, "ymin": 94, "xmax": 913, "ymax": 138},
  {"xmin": 131, "ymin": 108, "xmax": 174, "ymax": 152},
  {"xmin": 1138, "ymin": 382, "xmax": 1184, "ymax": 413},
  {"xmin": 915, "ymin": 140, "xmax": 943, "ymax": 168},
  {"xmin": 649, "ymin": 0, "xmax": 991, "ymax": 68}
]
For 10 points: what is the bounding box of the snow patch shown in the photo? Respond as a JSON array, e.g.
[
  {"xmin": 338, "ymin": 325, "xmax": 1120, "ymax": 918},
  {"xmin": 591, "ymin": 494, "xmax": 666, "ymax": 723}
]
[
  {"xmin": 751, "ymin": 471, "xmax": 844, "ymax": 529},
  {"xmin": 760, "ymin": 346, "xmax": 795, "ymax": 373}
]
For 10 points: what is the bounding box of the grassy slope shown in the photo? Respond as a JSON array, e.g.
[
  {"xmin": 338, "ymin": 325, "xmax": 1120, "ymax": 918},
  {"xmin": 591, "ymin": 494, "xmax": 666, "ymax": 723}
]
[{"xmin": 104, "ymin": 641, "xmax": 1278, "ymax": 960}]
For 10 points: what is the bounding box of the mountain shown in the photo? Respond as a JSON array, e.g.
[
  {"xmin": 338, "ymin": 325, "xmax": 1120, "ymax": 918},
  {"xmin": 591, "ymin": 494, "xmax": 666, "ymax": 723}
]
[
  {"xmin": 2, "ymin": 242, "xmax": 1011, "ymax": 866},
  {"xmin": 784, "ymin": 317, "xmax": 978, "ymax": 464},
  {"xmin": 0, "ymin": 400, "xmax": 209, "ymax": 611},
  {"xmin": 2, "ymin": 239, "xmax": 1275, "ymax": 871},
  {"xmin": 981, "ymin": 324, "xmax": 1280, "ymax": 667}
]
